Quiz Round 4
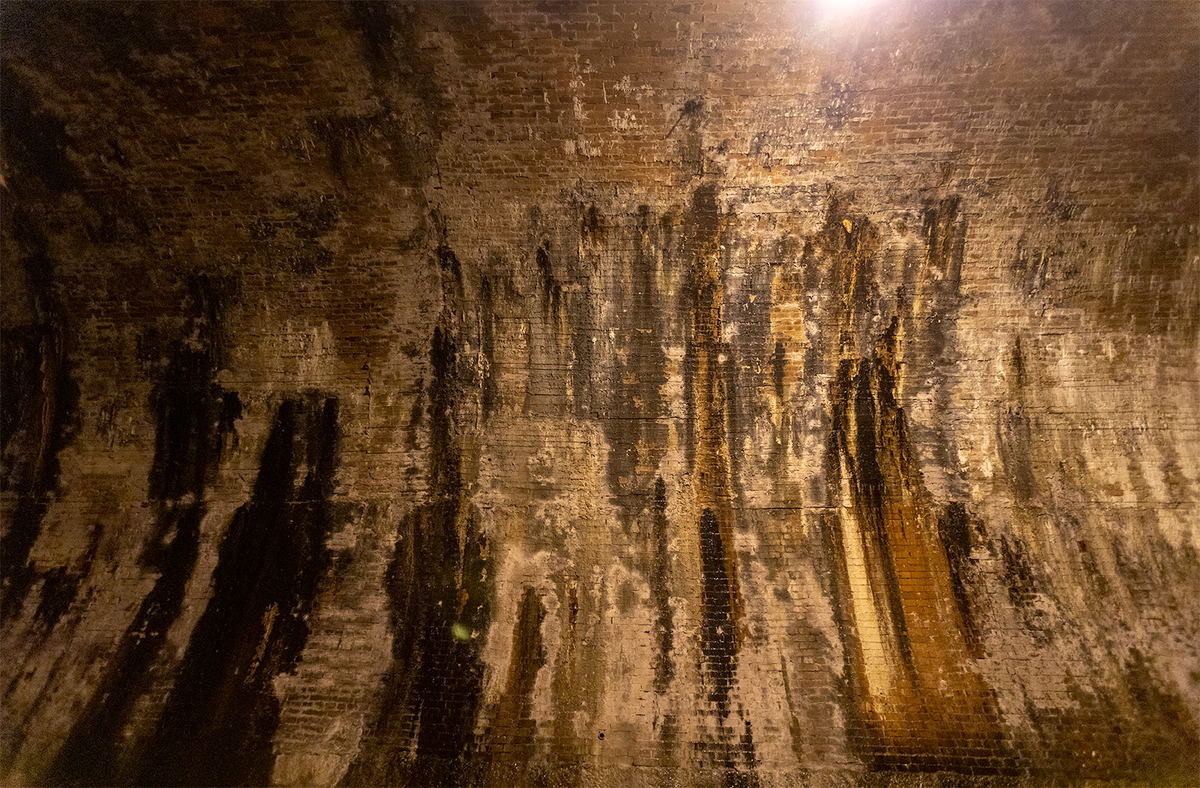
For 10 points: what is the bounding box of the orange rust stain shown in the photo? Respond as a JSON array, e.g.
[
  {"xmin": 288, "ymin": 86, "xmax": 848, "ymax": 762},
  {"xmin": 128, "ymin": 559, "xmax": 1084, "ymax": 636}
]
[
  {"xmin": 829, "ymin": 335, "xmax": 1003, "ymax": 764},
  {"xmin": 797, "ymin": 195, "xmax": 1004, "ymax": 765},
  {"xmin": 687, "ymin": 185, "xmax": 745, "ymax": 649}
]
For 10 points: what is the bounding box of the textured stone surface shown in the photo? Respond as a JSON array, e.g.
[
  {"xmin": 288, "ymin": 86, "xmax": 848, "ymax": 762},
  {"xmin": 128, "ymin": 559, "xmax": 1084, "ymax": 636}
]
[{"xmin": 1, "ymin": 1, "xmax": 1198, "ymax": 786}]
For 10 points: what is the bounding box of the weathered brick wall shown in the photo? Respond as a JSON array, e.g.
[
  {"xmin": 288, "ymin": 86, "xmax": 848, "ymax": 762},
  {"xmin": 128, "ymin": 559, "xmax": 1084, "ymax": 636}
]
[{"xmin": 2, "ymin": 2, "xmax": 1197, "ymax": 786}]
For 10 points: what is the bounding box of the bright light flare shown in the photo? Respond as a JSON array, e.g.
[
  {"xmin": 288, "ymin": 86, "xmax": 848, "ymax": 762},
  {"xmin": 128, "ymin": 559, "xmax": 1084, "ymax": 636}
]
[{"xmin": 820, "ymin": 0, "xmax": 884, "ymax": 14}]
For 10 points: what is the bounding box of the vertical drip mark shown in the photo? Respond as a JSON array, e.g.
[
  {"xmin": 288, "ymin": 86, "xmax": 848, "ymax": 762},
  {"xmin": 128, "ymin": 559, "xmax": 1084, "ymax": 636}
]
[
  {"xmin": 997, "ymin": 337, "xmax": 1038, "ymax": 503},
  {"xmin": 686, "ymin": 185, "xmax": 743, "ymax": 646},
  {"xmin": 603, "ymin": 205, "xmax": 668, "ymax": 524},
  {"xmin": 938, "ymin": 502, "xmax": 983, "ymax": 658},
  {"xmin": 918, "ymin": 198, "xmax": 969, "ymax": 501},
  {"xmin": 486, "ymin": 588, "xmax": 546, "ymax": 773},
  {"xmin": 135, "ymin": 395, "xmax": 339, "ymax": 787},
  {"xmin": 536, "ymin": 242, "xmax": 562, "ymax": 326},
  {"xmin": 344, "ymin": 234, "xmax": 492, "ymax": 786},
  {"xmin": 826, "ymin": 334, "xmax": 1006, "ymax": 770},
  {"xmin": 772, "ymin": 340, "xmax": 787, "ymax": 405},
  {"xmin": 651, "ymin": 478, "xmax": 674, "ymax": 694},
  {"xmin": 653, "ymin": 491, "xmax": 681, "ymax": 774},
  {"xmin": 729, "ymin": 721, "xmax": 760, "ymax": 788},
  {"xmin": 686, "ymin": 185, "xmax": 755, "ymax": 784},
  {"xmin": 851, "ymin": 357, "xmax": 917, "ymax": 678},
  {"xmin": 479, "ymin": 277, "xmax": 498, "ymax": 421},
  {"xmin": 770, "ymin": 339, "xmax": 790, "ymax": 480},
  {"xmin": 404, "ymin": 324, "xmax": 490, "ymax": 782},
  {"xmin": 570, "ymin": 202, "xmax": 599, "ymax": 420},
  {"xmin": 549, "ymin": 581, "xmax": 584, "ymax": 780},
  {"xmin": 778, "ymin": 655, "xmax": 806, "ymax": 766},
  {"xmin": 699, "ymin": 507, "xmax": 735, "ymax": 718}
]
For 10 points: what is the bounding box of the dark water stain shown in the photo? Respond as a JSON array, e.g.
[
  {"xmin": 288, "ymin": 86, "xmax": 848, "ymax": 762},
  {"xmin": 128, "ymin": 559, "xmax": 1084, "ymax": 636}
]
[
  {"xmin": 568, "ymin": 291, "xmax": 595, "ymax": 420},
  {"xmin": 825, "ymin": 332, "xmax": 1007, "ymax": 769},
  {"xmin": 44, "ymin": 507, "xmax": 204, "ymax": 787},
  {"xmin": 146, "ymin": 349, "xmax": 222, "ymax": 503},
  {"xmin": 651, "ymin": 478, "xmax": 675, "ymax": 694},
  {"xmin": 771, "ymin": 340, "xmax": 786, "ymax": 404},
  {"xmin": 1000, "ymin": 535, "xmax": 1038, "ymax": 609},
  {"xmin": 400, "ymin": 517, "xmax": 491, "ymax": 783},
  {"xmin": 405, "ymin": 377, "xmax": 427, "ymax": 451},
  {"xmin": 81, "ymin": 195, "xmax": 152, "ymax": 244},
  {"xmin": 345, "ymin": 1, "xmax": 446, "ymax": 123},
  {"xmin": 1021, "ymin": 678, "xmax": 1120, "ymax": 783},
  {"xmin": 828, "ymin": 359, "xmax": 916, "ymax": 679},
  {"xmin": 817, "ymin": 193, "xmax": 878, "ymax": 356},
  {"xmin": 279, "ymin": 193, "xmax": 342, "ymax": 241},
  {"xmin": 580, "ymin": 203, "xmax": 604, "ymax": 245},
  {"xmin": 535, "ymin": 242, "xmax": 563, "ymax": 326},
  {"xmin": 937, "ymin": 502, "xmax": 983, "ymax": 658},
  {"xmin": 1025, "ymin": 660, "xmax": 1198, "ymax": 785},
  {"xmin": 917, "ymin": 198, "xmax": 969, "ymax": 499},
  {"xmin": 770, "ymin": 340, "xmax": 792, "ymax": 482},
  {"xmin": 549, "ymin": 580, "xmax": 586, "ymax": 779},
  {"xmin": 133, "ymin": 394, "xmax": 340, "ymax": 787},
  {"xmin": 0, "ymin": 222, "xmax": 80, "ymax": 623},
  {"xmin": 807, "ymin": 191, "xmax": 1008, "ymax": 769},
  {"xmin": 31, "ymin": 555, "xmax": 87, "ymax": 629},
  {"xmin": 436, "ymin": 234, "xmax": 464, "ymax": 300},
  {"xmin": 604, "ymin": 207, "xmax": 669, "ymax": 522},
  {"xmin": 673, "ymin": 98, "xmax": 706, "ymax": 175},
  {"xmin": 339, "ymin": 2, "xmax": 445, "ymax": 192},
  {"xmin": 1122, "ymin": 648, "xmax": 1200, "ymax": 778},
  {"xmin": 42, "ymin": 333, "xmax": 236, "ymax": 786},
  {"xmin": 923, "ymin": 198, "xmax": 965, "ymax": 306},
  {"xmin": 485, "ymin": 588, "xmax": 546, "ymax": 770},
  {"xmin": 310, "ymin": 111, "xmax": 429, "ymax": 186},
  {"xmin": 699, "ymin": 510, "xmax": 759, "ymax": 784},
  {"xmin": 997, "ymin": 338, "xmax": 1038, "ymax": 503},
  {"xmin": 699, "ymin": 508, "xmax": 735, "ymax": 718},
  {"xmin": 348, "ymin": 0, "xmax": 402, "ymax": 78},
  {"xmin": 1012, "ymin": 237, "xmax": 1057, "ymax": 297},
  {"xmin": 720, "ymin": 261, "xmax": 756, "ymax": 516},
  {"xmin": 685, "ymin": 184, "xmax": 742, "ymax": 619},
  {"xmin": 1041, "ymin": 175, "xmax": 1078, "ymax": 223},
  {"xmin": 656, "ymin": 713, "xmax": 679, "ymax": 767},
  {"xmin": 1075, "ymin": 538, "xmax": 1110, "ymax": 598},
  {"xmin": 817, "ymin": 508, "xmax": 874, "ymax": 762},
  {"xmin": 685, "ymin": 187, "xmax": 755, "ymax": 779},
  {"xmin": 5, "ymin": 5, "xmax": 197, "ymax": 84},
  {"xmin": 344, "ymin": 311, "xmax": 492, "ymax": 785},
  {"xmin": 1110, "ymin": 536, "xmax": 1161, "ymax": 606},
  {"xmin": 0, "ymin": 65, "xmax": 81, "ymax": 192},
  {"xmin": 0, "ymin": 320, "xmax": 78, "ymax": 621},
  {"xmin": 778, "ymin": 655, "xmax": 805, "ymax": 766},
  {"xmin": 721, "ymin": 719, "xmax": 760, "ymax": 788},
  {"xmin": 567, "ymin": 201, "xmax": 602, "ymax": 418},
  {"xmin": 0, "ymin": 525, "xmax": 101, "ymax": 752},
  {"xmin": 480, "ymin": 277, "xmax": 499, "ymax": 420}
]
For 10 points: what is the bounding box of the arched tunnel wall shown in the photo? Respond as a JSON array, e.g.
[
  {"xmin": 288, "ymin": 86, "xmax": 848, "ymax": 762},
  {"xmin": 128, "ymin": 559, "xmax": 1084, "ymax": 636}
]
[{"xmin": 1, "ymin": 2, "xmax": 1198, "ymax": 786}]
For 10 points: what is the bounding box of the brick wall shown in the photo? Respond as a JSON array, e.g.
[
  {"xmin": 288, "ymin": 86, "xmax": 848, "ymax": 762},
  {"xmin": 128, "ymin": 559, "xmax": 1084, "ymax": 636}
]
[{"xmin": 2, "ymin": 2, "xmax": 1197, "ymax": 786}]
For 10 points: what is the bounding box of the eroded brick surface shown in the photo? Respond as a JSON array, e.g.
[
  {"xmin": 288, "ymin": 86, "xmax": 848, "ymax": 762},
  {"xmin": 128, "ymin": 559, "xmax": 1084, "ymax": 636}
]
[{"xmin": 1, "ymin": 2, "xmax": 1197, "ymax": 786}]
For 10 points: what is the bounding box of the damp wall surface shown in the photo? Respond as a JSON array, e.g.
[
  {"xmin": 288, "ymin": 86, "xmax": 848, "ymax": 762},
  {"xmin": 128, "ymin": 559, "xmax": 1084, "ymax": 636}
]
[{"xmin": 1, "ymin": 1, "xmax": 1198, "ymax": 786}]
